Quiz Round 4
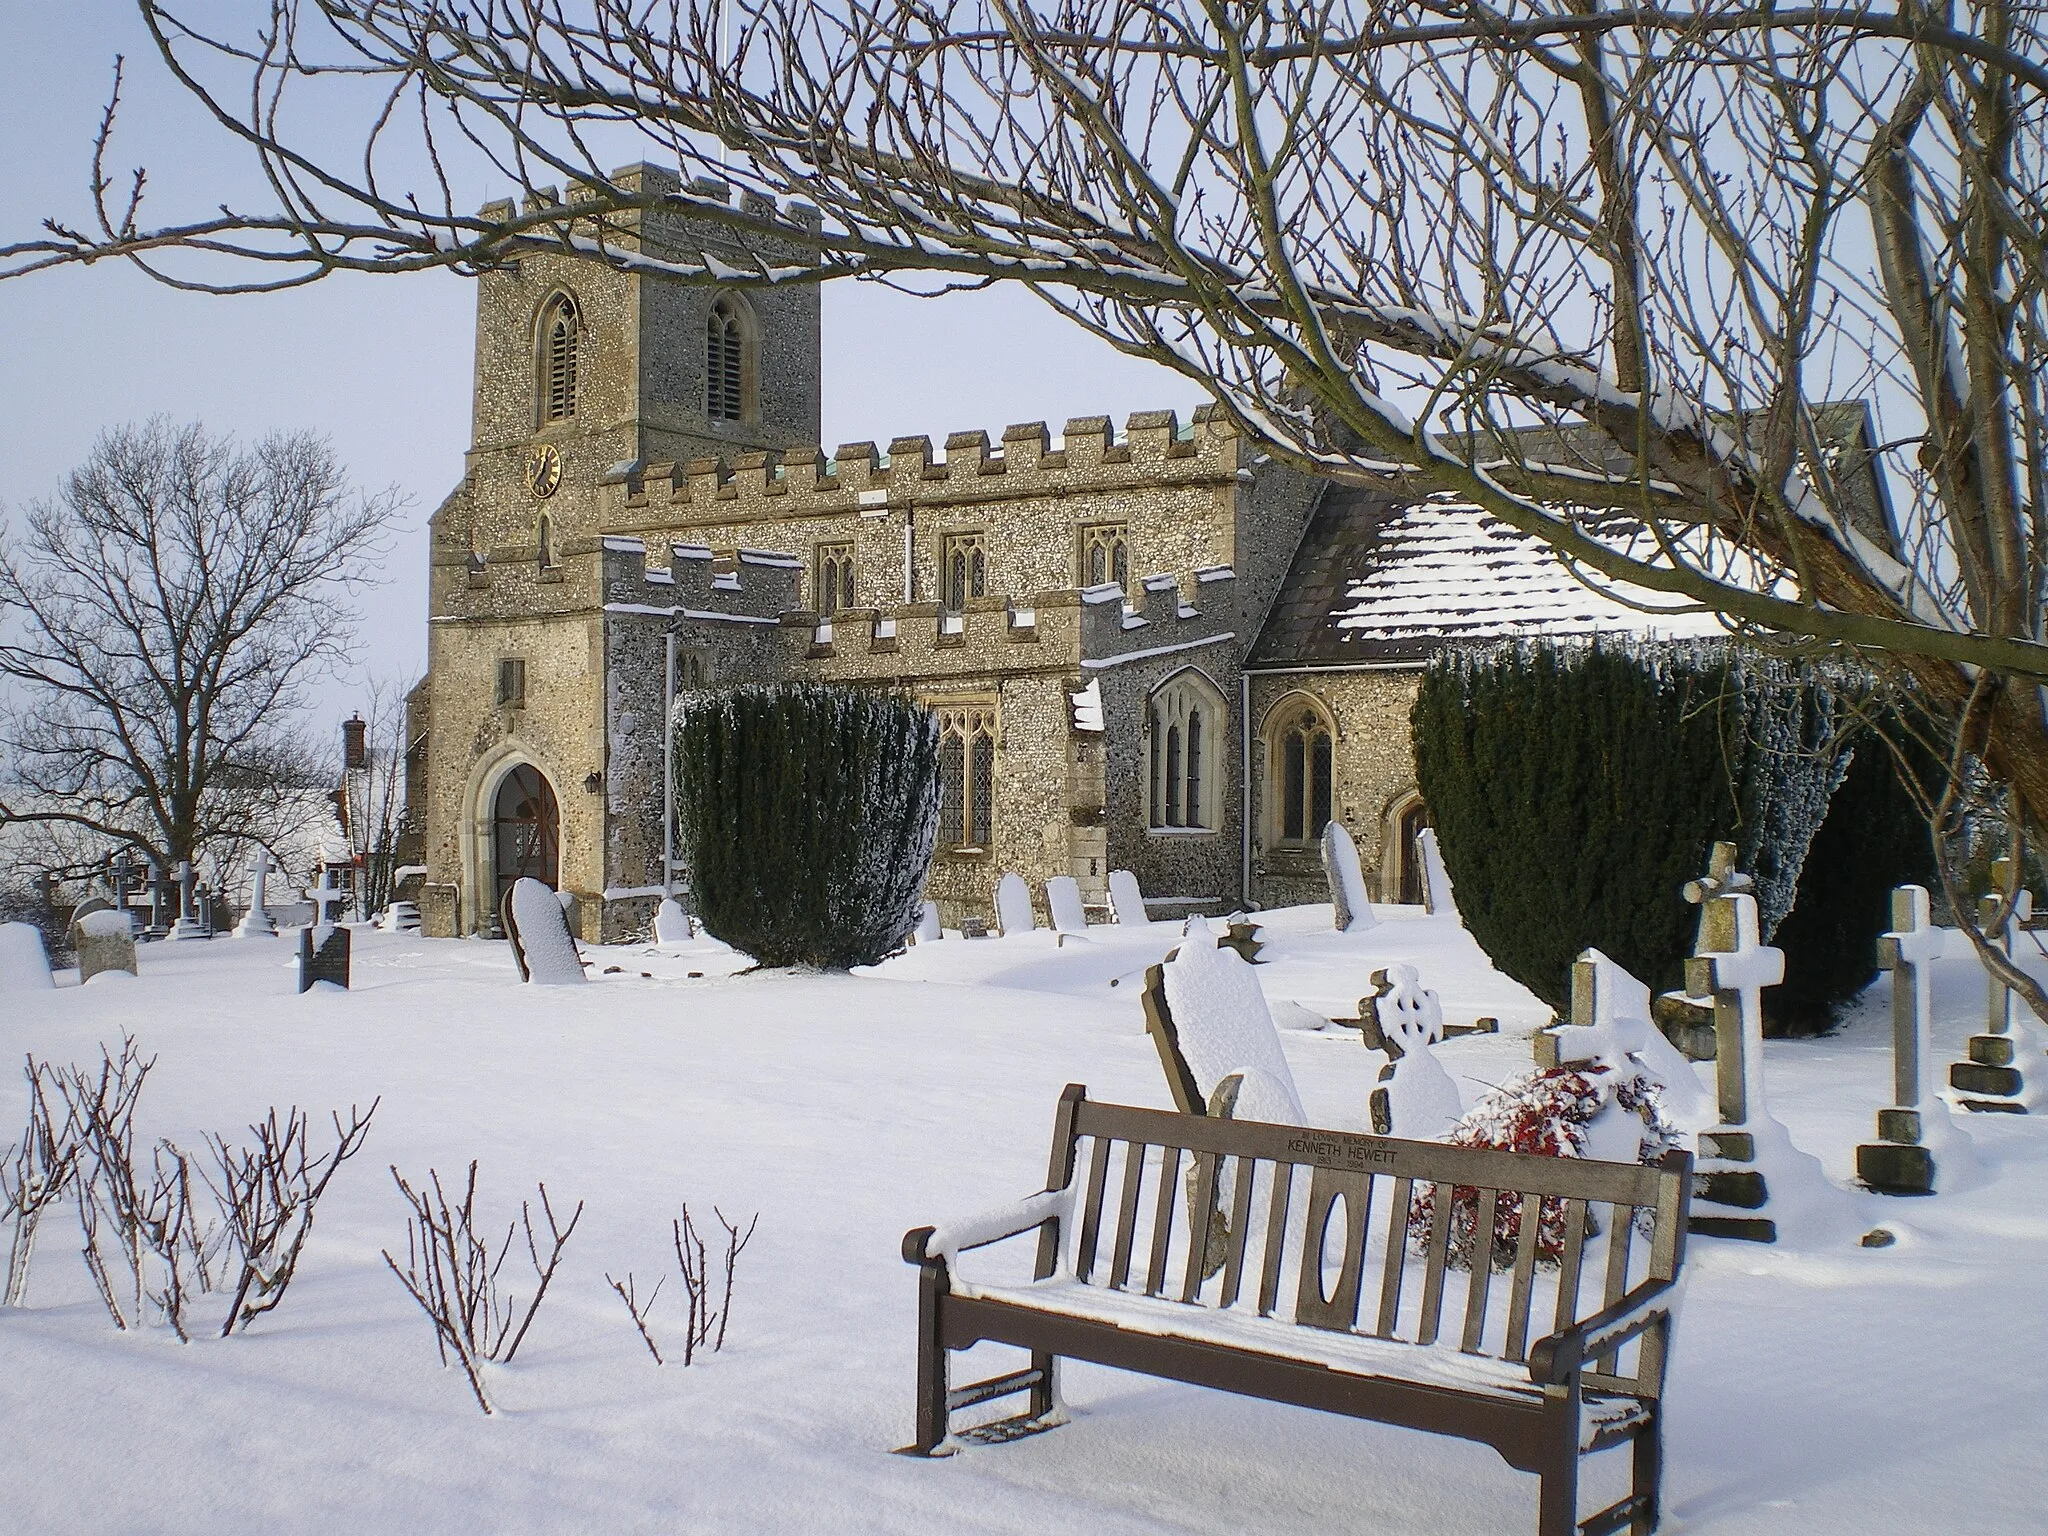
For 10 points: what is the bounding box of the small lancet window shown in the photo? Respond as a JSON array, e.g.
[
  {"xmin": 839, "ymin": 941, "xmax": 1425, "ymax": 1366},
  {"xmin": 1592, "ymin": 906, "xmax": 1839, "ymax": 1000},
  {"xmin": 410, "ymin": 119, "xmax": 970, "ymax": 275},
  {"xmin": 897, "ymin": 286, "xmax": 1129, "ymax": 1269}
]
[
  {"xmin": 536, "ymin": 513, "xmax": 555, "ymax": 570},
  {"xmin": 707, "ymin": 295, "xmax": 747, "ymax": 422},
  {"xmin": 540, "ymin": 295, "xmax": 580, "ymax": 423}
]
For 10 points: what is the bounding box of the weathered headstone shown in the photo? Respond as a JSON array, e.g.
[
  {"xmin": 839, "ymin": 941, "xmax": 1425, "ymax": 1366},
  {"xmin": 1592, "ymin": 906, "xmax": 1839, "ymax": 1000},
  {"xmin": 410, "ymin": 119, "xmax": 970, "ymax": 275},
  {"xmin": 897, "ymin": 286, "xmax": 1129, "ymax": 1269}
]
[
  {"xmin": 1151, "ymin": 933, "xmax": 1306, "ymax": 1122},
  {"xmin": 1416, "ymin": 826, "xmax": 1459, "ymax": 918},
  {"xmin": 1320, "ymin": 821, "xmax": 1375, "ymax": 932},
  {"xmin": 1106, "ymin": 869, "xmax": 1148, "ymax": 926},
  {"xmin": 1045, "ymin": 875, "xmax": 1088, "ymax": 935},
  {"xmin": 0, "ymin": 922, "xmax": 55, "ymax": 990},
  {"xmin": 1858, "ymin": 886, "xmax": 1949, "ymax": 1192},
  {"xmin": 1949, "ymin": 862, "xmax": 2034, "ymax": 1112},
  {"xmin": 170, "ymin": 859, "xmax": 207, "ymax": 940},
  {"xmin": 960, "ymin": 915, "xmax": 990, "ymax": 939},
  {"xmin": 233, "ymin": 850, "xmax": 279, "ymax": 937},
  {"xmin": 1538, "ymin": 949, "xmax": 1713, "ymax": 1126},
  {"xmin": 504, "ymin": 877, "xmax": 585, "ymax": 984},
  {"xmin": 912, "ymin": 901, "xmax": 943, "ymax": 944},
  {"xmin": 654, "ymin": 896, "xmax": 692, "ymax": 944},
  {"xmin": 1683, "ymin": 841, "xmax": 1786, "ymax": 1242},
  {"xmin": 297, "ymin": 923, "xmax": 351, "ymax": 992},
  {"xmin": 1364, "ymin": 965, "xmax": 1462, "ymax": 1139},
  {"xmin": 993, "ymin": 872, "xmax": 1036, "ymax": 936},
  {"xmin": 71, "ymin": 908, "xmax": 139, "ymax": 982}
]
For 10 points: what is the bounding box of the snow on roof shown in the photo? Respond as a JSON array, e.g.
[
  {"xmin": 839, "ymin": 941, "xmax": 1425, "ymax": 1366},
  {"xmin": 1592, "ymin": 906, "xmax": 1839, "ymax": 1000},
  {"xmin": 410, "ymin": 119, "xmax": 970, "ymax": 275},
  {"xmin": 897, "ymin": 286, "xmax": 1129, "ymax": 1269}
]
[
  {"xmin": 1250, "ymin": 487, "xmax": 1730, "ymax": 667},
  {"xmin": 1069, "ymin": 678, "xmax": 1105, "ymax": 732}
]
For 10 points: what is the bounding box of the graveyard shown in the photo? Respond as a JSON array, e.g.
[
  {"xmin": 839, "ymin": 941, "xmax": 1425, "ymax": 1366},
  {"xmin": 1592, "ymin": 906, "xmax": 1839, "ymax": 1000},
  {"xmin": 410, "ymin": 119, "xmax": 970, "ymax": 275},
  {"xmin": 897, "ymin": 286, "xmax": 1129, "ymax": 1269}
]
[{"xmin": 3, "ymin": 880, "xmax": 2047, "ymax": 1535}]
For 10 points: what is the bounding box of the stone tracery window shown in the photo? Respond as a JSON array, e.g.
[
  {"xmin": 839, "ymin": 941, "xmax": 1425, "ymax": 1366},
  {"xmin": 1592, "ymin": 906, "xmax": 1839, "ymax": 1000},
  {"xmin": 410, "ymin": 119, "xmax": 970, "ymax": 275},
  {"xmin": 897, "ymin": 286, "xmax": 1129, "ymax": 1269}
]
[
  {"xmin": 940, "ymin": 532, "xmax": 987, "ymax": 610},
  {"xmin": 1269, "ymin": 697, "xmax": 1335, "ymax": 845},
  {"xmin": 1081, "ymin": 523, "xmax": 1131, "ymax": 593},
  {"xmin": 538, "ymin": 294, "xmax": 580, "ymax": 424},
  {"xmin": 1149, "ymin": 670, "xmax": 1224, "ymax": 831},
  {"xmin": 815, "ymin": 541, "xmax": 856, "ymax": 614},
  {"xmin": 932, "ymin": 701, "xmax": 997, "ymax": 849},
  {"xmin": 706, "ymin": 293, "xmax": 752, "ymax": 423}
]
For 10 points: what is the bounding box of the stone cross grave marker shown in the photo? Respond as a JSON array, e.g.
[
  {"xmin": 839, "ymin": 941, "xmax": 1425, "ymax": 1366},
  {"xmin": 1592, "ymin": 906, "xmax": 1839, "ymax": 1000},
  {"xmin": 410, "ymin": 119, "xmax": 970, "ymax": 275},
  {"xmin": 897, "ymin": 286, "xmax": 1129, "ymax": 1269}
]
[
  {"xmin": 297, "ymin": 922, "xmax": 351, "ymax": 992},
  {"xmin": 310, "ymin": 870, "xmax": 347, "ymax": 927},
  {"xmin": 1857, "ymin": 885, "xmax": 1947, "ymax": 1193},
  {"xmin": 1950, "ymin": 859, "xmax": 2033, "ymax": 1112},
  {"xmin": 1682, "ymin": 841, "xmax": 1785, "ymax": 1243},
  {"xmin": 234, "ymin": 850, "xmax": 278, "ymax": 937},
  {"xmin": 1364, "ymin": 965, "xmax": 1462, "ymax": 1139},
  {"xmin": 170, "ymin": 860, "xmax": 207, "ymax": 940}
]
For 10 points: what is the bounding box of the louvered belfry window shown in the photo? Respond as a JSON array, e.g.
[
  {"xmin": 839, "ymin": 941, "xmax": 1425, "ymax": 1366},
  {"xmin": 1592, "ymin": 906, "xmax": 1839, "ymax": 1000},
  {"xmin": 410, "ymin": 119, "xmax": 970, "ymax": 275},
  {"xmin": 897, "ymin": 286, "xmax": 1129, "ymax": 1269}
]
[
  {"xmin": 541, "ymin": 296, "xmax": 579, "ymax": 423},
  {"xmin": 707, "ymin": 296, "xmax": 746, "ymax": 421}
]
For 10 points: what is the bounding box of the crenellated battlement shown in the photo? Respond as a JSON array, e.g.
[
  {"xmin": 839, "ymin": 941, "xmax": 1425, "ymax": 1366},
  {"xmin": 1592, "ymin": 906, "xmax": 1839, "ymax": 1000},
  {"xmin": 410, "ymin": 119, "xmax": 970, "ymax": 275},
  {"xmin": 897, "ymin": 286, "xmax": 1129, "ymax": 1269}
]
[
  {"xmin": 480, "ymin": 161, "xmax": 824, "ymax": 241},
  {"xmin": 608, "ymin": 405, "xmax": 1239, "ymax": 524},
  {"xmin": 599, "ymin": 537, "xmax": 801, "ymax": 623}
]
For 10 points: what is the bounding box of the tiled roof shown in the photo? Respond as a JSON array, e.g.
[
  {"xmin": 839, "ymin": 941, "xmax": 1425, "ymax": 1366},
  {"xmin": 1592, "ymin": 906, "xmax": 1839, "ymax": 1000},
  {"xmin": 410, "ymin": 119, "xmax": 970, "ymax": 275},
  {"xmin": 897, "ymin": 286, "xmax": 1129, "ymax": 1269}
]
[{"xmin": 1248, "ymin": 484, "xmax": 1730, "ymax": 667}]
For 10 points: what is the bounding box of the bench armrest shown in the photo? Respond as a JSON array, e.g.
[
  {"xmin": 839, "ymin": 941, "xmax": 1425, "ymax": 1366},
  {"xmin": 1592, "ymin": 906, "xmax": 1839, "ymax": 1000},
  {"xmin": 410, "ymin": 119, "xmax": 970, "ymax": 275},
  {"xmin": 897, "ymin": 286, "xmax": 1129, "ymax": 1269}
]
[
  {"xmin": 902, "ymin": 1184, "xmax": 1075, "ymax": 1267},
  {"xmin": 1528, "ymin": 1274, "xmax": 1680, "ymax": 1386}
]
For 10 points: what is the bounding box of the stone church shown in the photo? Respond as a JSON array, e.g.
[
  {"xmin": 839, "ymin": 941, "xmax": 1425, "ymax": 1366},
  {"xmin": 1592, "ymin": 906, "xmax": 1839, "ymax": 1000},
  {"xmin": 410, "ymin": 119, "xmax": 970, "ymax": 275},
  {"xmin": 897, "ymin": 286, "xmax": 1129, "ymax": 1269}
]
[{"xmin": 408, "ymin": 164, "xmax": 1893, "ymax": 942}]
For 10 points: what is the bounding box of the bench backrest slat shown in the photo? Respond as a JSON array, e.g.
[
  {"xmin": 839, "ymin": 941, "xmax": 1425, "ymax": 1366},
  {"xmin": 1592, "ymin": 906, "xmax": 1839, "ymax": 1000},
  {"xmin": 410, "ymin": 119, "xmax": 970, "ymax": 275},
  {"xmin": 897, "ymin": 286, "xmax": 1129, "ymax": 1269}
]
[
  {"xmin": 1052, "ymin": 1094, "xmax": 1689, "ymax": 1399},
  {"xmin": 1502, "ymin": 1196, "xmax": 1544, "ymax": 1363},
  {"xmin": 1461, "ymin": 1187, "xmax": 1500, "ymax": 1353}
]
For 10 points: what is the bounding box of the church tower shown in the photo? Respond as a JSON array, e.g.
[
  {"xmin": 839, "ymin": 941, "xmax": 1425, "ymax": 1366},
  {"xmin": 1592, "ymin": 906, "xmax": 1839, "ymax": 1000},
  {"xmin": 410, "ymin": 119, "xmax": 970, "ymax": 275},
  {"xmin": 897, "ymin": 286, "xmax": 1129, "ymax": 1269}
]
[{"xmin": 415, "ymin": 165, "xmax": 821, "ymax": 938}]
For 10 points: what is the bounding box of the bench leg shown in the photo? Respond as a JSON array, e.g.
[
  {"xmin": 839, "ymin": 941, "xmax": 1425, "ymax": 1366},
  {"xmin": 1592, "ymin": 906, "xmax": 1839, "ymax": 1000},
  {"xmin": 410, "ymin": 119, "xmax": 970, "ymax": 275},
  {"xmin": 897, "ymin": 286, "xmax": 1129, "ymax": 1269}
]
[
  {"xmin": 1028, "ymin": 1348, "xmax": 1058, "ymax": 1419},
  {"xmin": 1631, "ymin": 1404, "xmax": 1662, "ymax": 1534},
  {"xmin": 902, "ymin": 1262, "xmax": 951, "ymax": 1456},
  {"xmin": 1538, "ymin": 1457, "xmax": 1578, "ymax": 1536}
]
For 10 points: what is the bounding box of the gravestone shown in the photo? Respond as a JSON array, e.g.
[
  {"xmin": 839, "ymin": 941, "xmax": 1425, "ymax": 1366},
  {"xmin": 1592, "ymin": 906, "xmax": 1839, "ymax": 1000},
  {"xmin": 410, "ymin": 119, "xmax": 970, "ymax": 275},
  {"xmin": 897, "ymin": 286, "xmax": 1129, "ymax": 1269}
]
[
  {"xmin": 960, "ymin": 915, "xmax": 990, "ymax": 939},
  {"xmin": 309, "ymin": 871, "xmax": 347, "ymax": 928},
  {"xmin": 296, "ymin": 923, "xmax": 351, "ymax": 992},
  {"xmin": 1682, "ymin": 842, "xmax": 1786, "ymax": 1242},
  {"xmin": 912, "ymin": 901, "xmax": 943, "ymax": 944},
  {"xmin": 0, "ymin": 922, "xmax": 55, "ymax": 990},
  {"xmin": 71, "ymin": 908, "xmax": 138, "ymax": 982},
  {"xmin": 1106, "ymin": 869, "xmax": 1148, "ymax": 925},
  {"xmin": 170, "ymin": 859, "xmax": 207, "ymax": 940},
  {"xmin": 1859, "ymin": 885, "xmax": 1950, "ymax": 1192},
  {"xmin": 504, "ymin": 877, "xmax": 586, "ymax": 984},
  {"xmin": 1149, "ymin": 933, "xmax": 1306, "ymax": 1121},
  {"xmin": 1320, "ymin": 821, "xmax": 1375, "ymax": 932},
  {"xmin": 1364, "ymin": 965, "xmax": 1462, "ymax": 1139},
  {"xmin": 1416, "ymin": 826, "xmax": 1459, "ymax": 918},
  {"xmin": 993, "ymin": 873, "xmax": 1036, "ymax": 936},
  {"xmin": 1539, "ymin": 949, "xmax": 1713, "ymax": 1127},
  {"xmin": 233, "ymin": 851, "xmax": 279, "ymax": 937},
  {"xmin": 1949, "ymin": 861, "xmax": 2033, "ymax": 1112},
  {"xmin": 1045, "ymin": 876, "xmax": 1088, "ymax": 935},
  {"xmin": 654, "ymin": 897, "xmax": 693, "ymax": 944}
]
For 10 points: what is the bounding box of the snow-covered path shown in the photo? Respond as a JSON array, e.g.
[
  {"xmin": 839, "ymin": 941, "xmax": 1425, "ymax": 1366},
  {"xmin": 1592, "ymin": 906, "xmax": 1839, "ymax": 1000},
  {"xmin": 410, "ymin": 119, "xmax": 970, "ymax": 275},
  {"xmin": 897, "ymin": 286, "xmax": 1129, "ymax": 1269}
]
[{"xmin": 2, "ymin": 913, "xmax": 2044, "ymax": 1534}]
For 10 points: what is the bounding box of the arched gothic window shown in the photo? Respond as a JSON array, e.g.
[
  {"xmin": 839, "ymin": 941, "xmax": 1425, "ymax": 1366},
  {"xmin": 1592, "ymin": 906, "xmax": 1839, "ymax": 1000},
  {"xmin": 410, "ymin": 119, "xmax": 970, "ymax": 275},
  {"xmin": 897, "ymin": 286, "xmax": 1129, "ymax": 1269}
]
[
  {"xmin": 706, "ymin": 294, "xmax": 751, "ymax": 422},
  {"xmin": 941, "ymin": 532, "xmax": 987, "ymax": 610},
  {"xmin": 1268, "ymin": 697, "xmax": 1335, "ymax": 845},
  {"xmin": 1149, "ymin": 671, "xmax": 1225, "ymax": 831},
  {"xmin": 539, "ymin": 294, "xmax": 580, "ymax": 423},
  {"xmin": 1081, "ymin": 523, "xmax": 1131, "ymax": 593},
  {"xmin": 932, "ymin": 701, "xmax": 997, "ymax": 849}
]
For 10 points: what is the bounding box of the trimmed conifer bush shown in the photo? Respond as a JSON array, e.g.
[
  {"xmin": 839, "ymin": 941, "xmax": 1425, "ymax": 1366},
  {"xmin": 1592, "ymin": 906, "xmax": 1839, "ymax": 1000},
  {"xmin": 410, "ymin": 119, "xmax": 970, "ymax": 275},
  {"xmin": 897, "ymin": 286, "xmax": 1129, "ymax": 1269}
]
[
  {"xmin": 673, "ymin": 683, "xmax": 940, "ymax": 969},
  {"xmin": 1411, "ymin": 643, "xmax": 1736, "ymax": 1011}
]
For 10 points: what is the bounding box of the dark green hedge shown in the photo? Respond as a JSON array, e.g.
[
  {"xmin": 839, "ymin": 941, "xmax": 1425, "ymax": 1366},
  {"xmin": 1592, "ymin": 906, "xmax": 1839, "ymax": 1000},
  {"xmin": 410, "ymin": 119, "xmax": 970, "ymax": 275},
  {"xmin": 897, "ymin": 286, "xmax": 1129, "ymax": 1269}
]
[{"xmin": 674, "ymin": 683, "xmax": 940, "ymax": 969}]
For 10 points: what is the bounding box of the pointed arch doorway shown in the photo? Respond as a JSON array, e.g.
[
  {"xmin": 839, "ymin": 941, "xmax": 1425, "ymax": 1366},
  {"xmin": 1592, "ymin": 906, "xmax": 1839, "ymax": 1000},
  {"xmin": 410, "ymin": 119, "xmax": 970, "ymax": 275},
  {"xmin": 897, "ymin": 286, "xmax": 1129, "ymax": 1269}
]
[{"xmin": 493, "ymin": 764, "xmax": 560, "ymax": 914}]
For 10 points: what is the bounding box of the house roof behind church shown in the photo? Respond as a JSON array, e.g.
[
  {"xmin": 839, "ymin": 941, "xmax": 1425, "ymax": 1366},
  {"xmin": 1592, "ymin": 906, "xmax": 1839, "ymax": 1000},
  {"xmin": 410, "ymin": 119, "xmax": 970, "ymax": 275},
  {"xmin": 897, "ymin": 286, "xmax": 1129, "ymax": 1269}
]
[{"xmin": 1248, "ymin": 483, "xmax": 1731, "ymax": 667}]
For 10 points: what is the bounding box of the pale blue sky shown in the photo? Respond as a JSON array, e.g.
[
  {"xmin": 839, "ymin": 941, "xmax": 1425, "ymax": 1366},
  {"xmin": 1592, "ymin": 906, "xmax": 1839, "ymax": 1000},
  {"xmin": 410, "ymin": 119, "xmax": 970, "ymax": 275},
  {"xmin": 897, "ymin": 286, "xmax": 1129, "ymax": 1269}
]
[{"xmin": 1, "ymin": 2, "xmax": 1203, "ymax": 722}]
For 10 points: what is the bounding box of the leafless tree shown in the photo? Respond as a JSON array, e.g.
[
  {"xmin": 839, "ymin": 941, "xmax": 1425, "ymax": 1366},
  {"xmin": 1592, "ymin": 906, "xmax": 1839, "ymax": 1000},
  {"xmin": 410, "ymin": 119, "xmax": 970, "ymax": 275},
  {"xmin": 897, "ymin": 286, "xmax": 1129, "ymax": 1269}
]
[
  {"xmin": 383, "ymin": 1163, "xmax": 583, "ymax": 1413},
  {"xmin": 2, "ymin": 1058, "xmax": 81, "ymax": 1308},
  {"xmin": 206, "ymin": 1100, "xmax": 379, "ymax": 1337},
  {"xmin": 0, "ymin": 418, "xmax": 398, "ymax": 879},
  {"xmin": 8, "ymin": 3, "xmax": 2046, "ymax": 1000},
  {"xmin": 338, "ymin": 679, "xmax": 414, "ymax": 920}
]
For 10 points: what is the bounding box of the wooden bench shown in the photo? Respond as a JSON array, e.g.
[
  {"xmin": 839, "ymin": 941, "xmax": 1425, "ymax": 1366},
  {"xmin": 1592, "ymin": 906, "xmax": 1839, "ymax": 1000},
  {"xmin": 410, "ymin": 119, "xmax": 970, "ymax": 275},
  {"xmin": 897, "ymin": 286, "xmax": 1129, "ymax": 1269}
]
[{"xmin": 900, "ymin": 1085, "xmax": 1692, "ymax": 1536}]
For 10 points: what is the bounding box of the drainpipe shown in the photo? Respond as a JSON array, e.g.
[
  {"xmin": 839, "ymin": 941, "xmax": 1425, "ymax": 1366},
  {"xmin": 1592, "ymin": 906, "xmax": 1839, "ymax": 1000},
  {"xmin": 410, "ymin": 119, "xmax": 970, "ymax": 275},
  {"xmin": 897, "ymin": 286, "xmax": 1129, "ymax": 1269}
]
[
  {"xmin": 902, "ymin": 505, "xmax": 915, "ymax": 602},
  {"xmin": 662, "ymin": 632, "xmax": 676, "ymax": 902},
  {"xmin": 1240, "ymin": 669, "xmax": 1253, "ymax": 908}
]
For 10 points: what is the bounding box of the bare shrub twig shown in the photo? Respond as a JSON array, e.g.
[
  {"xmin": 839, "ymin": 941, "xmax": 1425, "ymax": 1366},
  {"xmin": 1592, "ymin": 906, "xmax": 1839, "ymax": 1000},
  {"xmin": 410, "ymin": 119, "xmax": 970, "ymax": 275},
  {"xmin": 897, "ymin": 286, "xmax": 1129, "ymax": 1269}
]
[{"xmin": 3, "ymin": 1056, "xmax": 80, "ymax": 1307}]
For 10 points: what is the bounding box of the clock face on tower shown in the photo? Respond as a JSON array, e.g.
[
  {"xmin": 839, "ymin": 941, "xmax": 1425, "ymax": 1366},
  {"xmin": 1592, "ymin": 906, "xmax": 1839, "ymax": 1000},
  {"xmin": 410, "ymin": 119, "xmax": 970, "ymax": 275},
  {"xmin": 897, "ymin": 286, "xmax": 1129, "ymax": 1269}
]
[{"xmin": 527, "ymin": 443, "xmax": 563, "ymax": 499}]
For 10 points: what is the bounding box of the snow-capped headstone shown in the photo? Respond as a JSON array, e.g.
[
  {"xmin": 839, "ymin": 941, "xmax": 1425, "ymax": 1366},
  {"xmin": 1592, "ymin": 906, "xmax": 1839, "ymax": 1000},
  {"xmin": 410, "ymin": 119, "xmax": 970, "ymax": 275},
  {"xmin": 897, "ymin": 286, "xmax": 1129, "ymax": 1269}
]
[
  {"xmin": 72, "ymin": 908, "xmax": 138, "ymax": 982},
  {"xmin": 309, "ymin": 870, "xmax": 347, "ymax": 927},
  {"xmin": 1150, "ymin": 932, "xmax": 1306, "ymax": 1123},
  {"xmin": 1045, "ymin": 876, "xmax": 1088, "ymax": 935},
  {"xmin": 233, "ymin": 850, "xmax": 278, "ymax": 937},
  {"xmin": 1949, "ymin": 862, "xmax": 2038, "ymax": 1112},
  {"xmin": 654, "ymin": 897, "xmax": 692, "ymax": 945},
  {"xmin": 0, "ymin": 922, "xmax": 55, "ymax": 990},
  {"xmin": 506, "ymin": 877, "xmax": 585, "ymax": 985},
  {"xmin": 994, "ymin": 872, "xmax": 1036, "ymax": 936},
  {"xmin": 169, "ymin": 859, "xmax": 207, "ymax": 940},
  {"xmin": 296, "ymin": 922, "xmax": 351, "ymax": 993},
  {"xmin": 1320, "ymin": 821, "xmax": 1375, "ymax": 932},
  {"xmin": 1416, "ymin": 826, "xmax": 1459, "ymax": 919},
  {"xmin": 912, "ymin": 901, "xmax": 942, "ymax": 944},
  {"xmin": 1364, "ymin": 965, "xmax": 1462, "ymax": 1139},
  {"xmin": 1859, "ymin": 886, "xmax": 1964, "ymax": 1193},
  {"xmin": 1106, "ymin": 869, "xmax": 1148, "ymax": 925}
]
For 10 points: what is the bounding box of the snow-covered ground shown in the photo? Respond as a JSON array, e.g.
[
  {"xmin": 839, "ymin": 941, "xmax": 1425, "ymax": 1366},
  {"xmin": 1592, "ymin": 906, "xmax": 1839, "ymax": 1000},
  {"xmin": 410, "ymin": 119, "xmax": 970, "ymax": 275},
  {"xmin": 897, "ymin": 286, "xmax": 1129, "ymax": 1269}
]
[{"xmin": 3, "ymin": 907, "xmax": 2045, "ymax": 1534}]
